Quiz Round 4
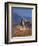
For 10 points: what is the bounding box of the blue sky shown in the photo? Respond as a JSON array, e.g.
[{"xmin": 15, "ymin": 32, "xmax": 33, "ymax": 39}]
[
  {"xmin": 11, "ymin": 7, "xmax": 32, "ymax": 24},
  {"xmin": 12, "ymin": 7, "xmax": 32, "ymax": 18}
]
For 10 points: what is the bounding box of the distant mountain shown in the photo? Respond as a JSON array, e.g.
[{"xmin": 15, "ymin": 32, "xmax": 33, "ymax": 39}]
[
  {"xmin": 12, "ymin": 13, "xmax": 22, "ymax": 24},
  {"xmin": 12, "ymin": 13, "xmax": 32, "ymax": 25},
  {"xmin": 23, "ymin": 16, "xmax": 32, "ymax": 20}
]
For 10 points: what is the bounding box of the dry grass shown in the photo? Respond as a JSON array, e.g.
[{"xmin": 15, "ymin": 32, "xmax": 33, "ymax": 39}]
[
  {"xmin": 11, "ymin": 25, "xmax": 32, "ymax": 37},
  {"xmin": 15, "ymin": 29, "xmax": 32, "ymax": 37}
]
